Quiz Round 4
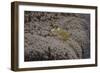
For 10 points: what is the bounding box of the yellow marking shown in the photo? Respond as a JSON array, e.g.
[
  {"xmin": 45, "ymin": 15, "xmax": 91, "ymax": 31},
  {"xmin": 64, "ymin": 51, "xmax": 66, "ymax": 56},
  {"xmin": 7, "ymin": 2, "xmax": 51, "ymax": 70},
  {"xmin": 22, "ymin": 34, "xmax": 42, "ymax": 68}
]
[{"xmin": 51, "ymin": 27, "xmax": 70, "ymax": 41}]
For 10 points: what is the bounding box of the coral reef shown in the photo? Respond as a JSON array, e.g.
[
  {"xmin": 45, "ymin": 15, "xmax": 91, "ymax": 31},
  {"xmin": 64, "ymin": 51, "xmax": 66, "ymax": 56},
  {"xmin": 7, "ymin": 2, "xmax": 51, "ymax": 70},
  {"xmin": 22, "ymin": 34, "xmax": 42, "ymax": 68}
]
[{"xmin": 24, "ymin": 11, "xmax": 90, "ymax": 61}]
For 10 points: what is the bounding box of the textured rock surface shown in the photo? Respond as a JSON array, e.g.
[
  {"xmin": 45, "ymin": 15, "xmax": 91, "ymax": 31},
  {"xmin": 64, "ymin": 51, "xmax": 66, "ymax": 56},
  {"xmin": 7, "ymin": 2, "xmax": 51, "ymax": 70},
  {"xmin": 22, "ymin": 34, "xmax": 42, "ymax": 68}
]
[{"xmin": 24, "ymin": 11, "xmax": 90, "ymax": 61}]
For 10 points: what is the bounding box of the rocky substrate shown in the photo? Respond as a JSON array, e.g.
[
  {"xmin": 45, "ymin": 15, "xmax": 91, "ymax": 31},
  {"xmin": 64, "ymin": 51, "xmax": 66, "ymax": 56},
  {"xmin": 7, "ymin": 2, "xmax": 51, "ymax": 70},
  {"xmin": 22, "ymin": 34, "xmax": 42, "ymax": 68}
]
[{"xmin": 24, "ymin": 11, "xmax": 90, "ymax": 61}]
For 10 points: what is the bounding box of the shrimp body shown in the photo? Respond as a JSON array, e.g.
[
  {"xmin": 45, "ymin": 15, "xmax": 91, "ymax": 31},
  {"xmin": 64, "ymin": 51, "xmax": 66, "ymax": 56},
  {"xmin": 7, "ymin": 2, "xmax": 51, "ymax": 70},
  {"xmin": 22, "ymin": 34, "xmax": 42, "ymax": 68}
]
[{"xmin": 51, "ymin": 27, "xmax": 70, "ymax": 41}]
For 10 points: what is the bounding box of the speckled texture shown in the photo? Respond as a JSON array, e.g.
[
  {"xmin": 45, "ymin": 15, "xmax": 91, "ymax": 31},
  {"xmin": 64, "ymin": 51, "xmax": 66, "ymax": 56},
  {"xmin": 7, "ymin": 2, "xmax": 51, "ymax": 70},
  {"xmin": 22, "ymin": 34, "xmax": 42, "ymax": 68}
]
[{"xmin": 24, "ymin": 11, "xmax": 90, "ymax": 61}]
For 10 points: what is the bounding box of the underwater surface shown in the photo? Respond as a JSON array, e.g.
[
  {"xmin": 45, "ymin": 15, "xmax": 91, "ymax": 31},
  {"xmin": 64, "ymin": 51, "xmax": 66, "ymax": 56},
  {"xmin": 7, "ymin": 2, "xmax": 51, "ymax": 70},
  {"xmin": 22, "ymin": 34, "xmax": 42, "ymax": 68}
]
[{"xmin": 24, "ymin": 11, "xmax": 90, "ymax": 61}]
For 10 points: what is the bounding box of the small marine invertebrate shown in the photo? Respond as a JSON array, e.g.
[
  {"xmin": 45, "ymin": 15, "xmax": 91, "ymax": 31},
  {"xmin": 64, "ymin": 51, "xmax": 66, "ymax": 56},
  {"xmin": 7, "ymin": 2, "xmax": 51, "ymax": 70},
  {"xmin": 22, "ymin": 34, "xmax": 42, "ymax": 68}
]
[{"xmin": 51, "ymin": 27, "xmax": 70, "ymax": 41}]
